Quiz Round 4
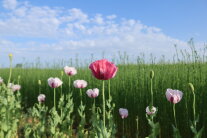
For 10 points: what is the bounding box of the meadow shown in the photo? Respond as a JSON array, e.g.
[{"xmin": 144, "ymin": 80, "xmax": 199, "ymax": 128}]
[{"xmin": 0, "ymin": 47, "xmax": 207, "ymax": 138}]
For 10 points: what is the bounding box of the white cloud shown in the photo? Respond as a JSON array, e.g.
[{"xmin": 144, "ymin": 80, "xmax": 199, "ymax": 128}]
[
  {"xmin": 93, "ymin": 14, "xmax": 104, "ymax": 24},
  {"xmin": 2, "ymin": 0, "xmax": 17, "ymax": 10},
  {"xmin": 1, "ymin": 0, "xmax": 203, "ymax": 66},
  {"xmin": 106, "ymin": 14, "xmax": 117, "ymax": 20}
]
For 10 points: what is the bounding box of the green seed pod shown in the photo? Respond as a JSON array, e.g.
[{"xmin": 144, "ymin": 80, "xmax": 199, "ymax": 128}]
[
  {"xmin": 38, "ymin": 80, "xmax": 41, "ymax": 85},
  {"xmin": 18, "ymin": 75, "xmax": 21, "ymax": 80},
  {"xmin": 150, "ymin": 70, "xmax": 154, "ymax": 79},
  {"xmin": 188, "ymin": 83, "xmax": 194, "ymax": 92}
]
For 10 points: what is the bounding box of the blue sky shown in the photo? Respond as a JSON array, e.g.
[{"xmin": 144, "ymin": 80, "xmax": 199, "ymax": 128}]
[
  {"xmin": 0, "ymin": 0, "xmax": 206, "ymax": 66},
  {"xmin": 29, "ymin": 0, "xmax": 207, "ymax": 41}
]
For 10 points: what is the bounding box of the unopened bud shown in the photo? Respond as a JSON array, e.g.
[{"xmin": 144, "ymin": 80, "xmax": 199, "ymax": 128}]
[
  {"xmin": 38, "ymin": 80, "xmax": 41, "ymax": 85},
  {"xmin": 188, "ymin": 83, "xmax": 194, "ymax": 93},
  {"xmin": 150, "ymin": 70, "xmax": 154, "ymax": 79}
]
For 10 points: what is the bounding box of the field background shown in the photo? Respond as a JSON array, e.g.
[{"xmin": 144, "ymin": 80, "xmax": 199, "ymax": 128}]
[{"xmin": 0, "ymin": 51, "xmax": 207, "ymax": 137}]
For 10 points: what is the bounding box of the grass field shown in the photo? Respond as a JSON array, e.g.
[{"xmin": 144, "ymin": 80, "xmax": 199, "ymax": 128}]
[{"xmin": 0, "ymin": 50, "xmax": 207, "ymax": 137}]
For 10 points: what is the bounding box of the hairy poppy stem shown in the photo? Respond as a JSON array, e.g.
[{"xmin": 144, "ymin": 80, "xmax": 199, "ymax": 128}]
[
  {"xmin": 173, "ymin": 104, "xmax": 177, "ymax": 128},
  {"xmin": 150, "ymin": 70, "xmax": 154, "ymax": 106},
  {"xmin": 108, "ymin": 80, "xmax": 111, "ymax": 98},
  {"xmin": 54, "ymin": 88, "xmax": 56, "ymax": 110},
  {"xmin": 188, "ymin": 83, "xmax": 196, "ymax": 127},
  {"xmin": 80, "ymin": 88, "xmax": 82, "ymax": 103},
  {"xmin": 123, "ymin": 119, "xmax": 125, "ymax": 137},
  {"xmin": 38, "ymin": 80, "xmax": 41, "ymax": 95},
  {"xmin": 102, "ymin": 80, "xmax": 106, "ymax": 128},
  {"xmin": 193, "ymin": 93, "xmax": 196, "ymax": 127},
  {"xmin": 151, "ymin": 78, "xmax": 153, "ymax": 106},
  {"xmin": 150, "ymin": 70, "xmax": 154, "ymax": 122},
  {"xmin": 68, "ymin": 76, "xmax": 71, "ymax": 92},
  {"xmin": 8, "ymin": 54, "xmax": 13, "ymax": 84},
  {"xmin": 60, "ymin": 75, "xmax": 63, "ymax": 117}
]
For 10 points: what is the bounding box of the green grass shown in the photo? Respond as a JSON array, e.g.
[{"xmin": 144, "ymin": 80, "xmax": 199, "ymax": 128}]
[{"xmin": 1, "ymin": 61, "xmax": 207, "ymax": 137}]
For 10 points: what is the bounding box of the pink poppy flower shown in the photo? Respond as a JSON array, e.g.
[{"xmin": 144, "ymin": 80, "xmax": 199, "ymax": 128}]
[
  {"xmin": 38, "ymin": 94, "xmax": 46, "ymax": 103},
  {"xmin": 12, "ymin": 84, "xmax": 21, "ymax": 92},
  {"xmin": 86, "ymin": 88, "xmax": 99, "ymax": 98},
  {"xmin": 146, "ymin": 106, "xmax": 157, "ymax": 115},
  {"xmin": 64, "ymin": 66, "xmax": 77, "ymax": 76},
  {"xmin": 0, "ymin": 77, "xmax": 3, "ymax": 84},
  {"xmin": 166, "ymin": 89, "xmax": 183, "ymax": 104},
  {"xmin": 48, "ymin": 77, "xmax": 63, "ymax": 88},
  {"xmin": 73, "ymin": 80, "xmax": 87, "ymax": 88},
  {"xmin": 119, "ymin": 108, "xmax": 128, "ymax": 119},
  {"xmin": 89, "ymin": 59, "xmax": 118, "ymax": 80}
]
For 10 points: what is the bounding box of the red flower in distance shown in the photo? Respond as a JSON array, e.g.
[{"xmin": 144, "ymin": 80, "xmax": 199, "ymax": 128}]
[{"xmin": 89, "ymin": 59, "xmax": 118, "ymax": 80}]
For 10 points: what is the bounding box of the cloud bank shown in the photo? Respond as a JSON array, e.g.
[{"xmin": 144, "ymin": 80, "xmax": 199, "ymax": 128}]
[{"xmin": 0, "ymin": 0, "xmax": 192, "ymax": 66}]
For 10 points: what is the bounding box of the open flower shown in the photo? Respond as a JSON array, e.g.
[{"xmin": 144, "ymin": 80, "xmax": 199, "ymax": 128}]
[
  {"xmin": 146, "ymin": 106, "xmax": 157, "ymax": 115},
  {"xmin": 11, "ymin": 84, "xmax": 21, "ymax": 92},
  {"xmin": 86, "ymin": 88, "xmax": 99, "ymax": 98},
  {"xmin": 64, "ymin": 66, "xmax": 77, "ymax": 76},
  {"xmin": 38, "ymin": 94, "xmax": 46, "ymax": 103},
  {"xmin": 48, "ymin": 77, "xmax": 63, "ymax": 88},
  {"xmin": 89, "ymin": 59, "xmax": 118, "ymax": 80},
  {"xmin": 119, "ymin": 108, "xmax": 128, "ymax": 119},
  {"xmin": 73, "ymin": 80, "xmax": 87, "ymax": 88},
  {"xmin": 166, "ymin": 89, "xmax": 183, "ymax": 104},
  {"xmin": 0, "ymin": 77, "xmax": 3, "ymax": 84}
]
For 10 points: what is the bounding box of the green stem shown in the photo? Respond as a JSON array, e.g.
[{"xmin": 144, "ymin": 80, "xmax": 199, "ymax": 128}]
[
  {"xmin": 69, "ymin": 76, "xmax": 71, "ymax": 92},
  {"xmin": 60, "ymin": 84, "xmax": 63, "ymax": 118},
  {"xmin": 173, "ymin": 104, "xmax": 177, "ymax": 128},
  {"xmin": 136, "ymin": 116, "xmax": 139, "ymax": 135},
  {"xmin": 123, "ymin": 119, "xmax": 125, "ymax": 137},
  {"xmin": 54, "ymin": 88, "xmax": 56, "ymax": 110},
  {"xmin": 80, "ymin": 88, "xmax": 82, "ymax": 103},
  {"xmin": 150, "ymin": 78, "xmax": 154, "ymax": 122},
  {"xmin": 61, "ymin": 78, "xmax": 63, "ymax": 97},
  {"xmin": 93, "ymin": 98, "xmax": 96, "ymax": 113},
  {"xmin": 192, "ymin": 91, "xmax": 196, "ymax": 127},
  {"xmin": 8, "ymin": 59, "xmax": 12, "ymax": 84},
  {"xmin": 39, "ymin": 85, "xmax": 41, "ymax": 95},
  {"xmin": 102, "ymin": 80, "xmax": 106, "ymax": 128},
  {"xmin": 150, "ymin": 78, "xmax": 153, "ymax": 106},
  {"xmin": 18, "ymin": 77, "xmax": 20, "ymax": 85},
  {"xmin": 108, "ymin": 80, "xmax": 111, "ymax": 98}
]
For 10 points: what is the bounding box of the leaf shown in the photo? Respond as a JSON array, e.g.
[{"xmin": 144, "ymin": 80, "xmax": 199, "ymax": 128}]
[{"xmin": 172, "ymin": 125, "xmax": 181, "ymax": 138}]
